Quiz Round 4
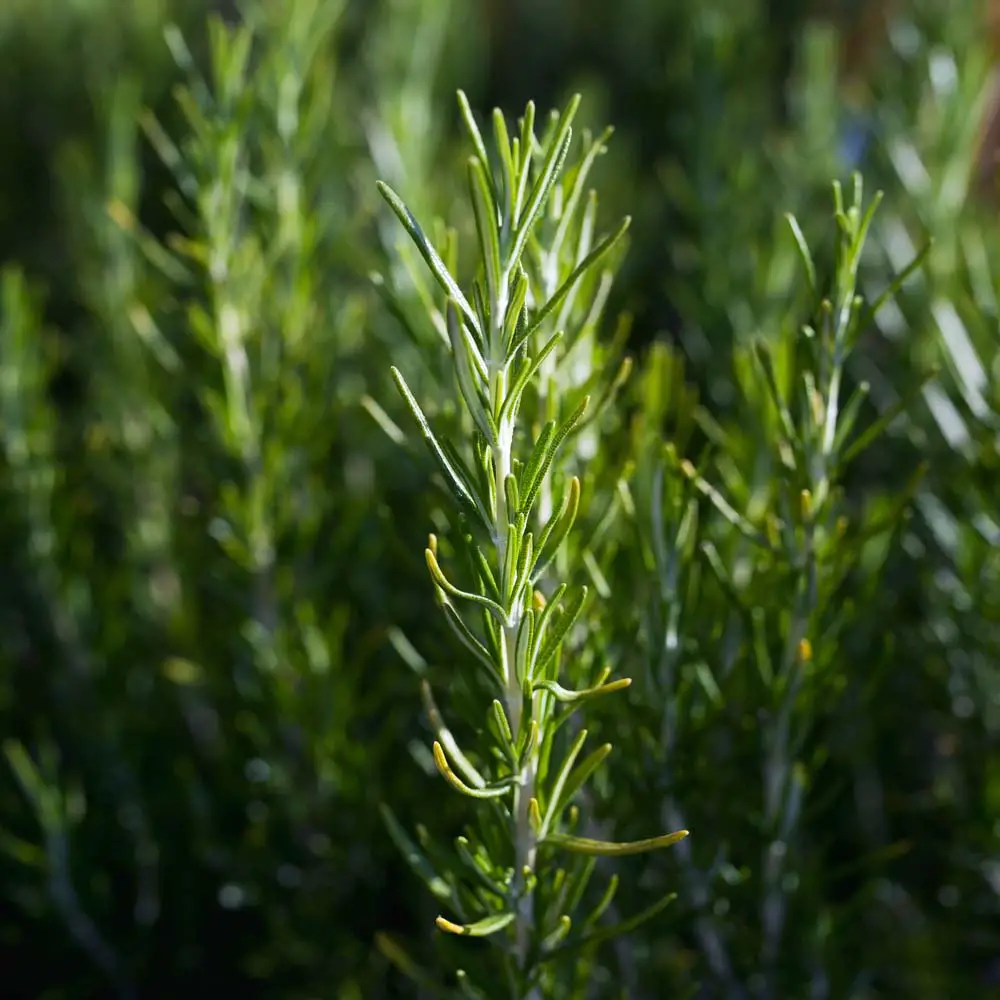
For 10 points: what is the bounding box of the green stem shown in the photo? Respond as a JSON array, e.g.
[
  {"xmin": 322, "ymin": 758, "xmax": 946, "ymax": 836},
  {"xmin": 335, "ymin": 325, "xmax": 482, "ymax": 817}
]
[{"xmin": 490, "ymin": 274, "xmax": 541, "ymax": 996}]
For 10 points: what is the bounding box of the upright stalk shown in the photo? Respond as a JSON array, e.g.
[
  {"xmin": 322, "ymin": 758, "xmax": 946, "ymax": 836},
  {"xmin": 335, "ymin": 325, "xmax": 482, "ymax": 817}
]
[
  {"xmin": 625, "ymin": 176, "xmax": 925, "ymax": 997},
  {"xmin": 376, "ymin": 92, "xmax": 688, "ymax": 998},
  {"xmin": 490, "ymin": 276, "xmax": 540, "ymax": 976}
]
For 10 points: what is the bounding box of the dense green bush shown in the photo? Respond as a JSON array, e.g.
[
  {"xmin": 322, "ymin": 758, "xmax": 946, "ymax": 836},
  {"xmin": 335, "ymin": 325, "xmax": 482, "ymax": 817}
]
[{"xmin": 1, "ymin": 1, "xmax": 997, "ymax": 998}]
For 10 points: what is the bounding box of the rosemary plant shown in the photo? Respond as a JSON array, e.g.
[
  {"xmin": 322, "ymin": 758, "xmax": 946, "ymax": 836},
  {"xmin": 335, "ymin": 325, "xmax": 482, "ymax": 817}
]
[
  {"xmin": 375, "ymin": 94, "xmax": 688, "ymax": 998},
  {"xmin": 609, "ymin": 176, "xmax": 931, "ymax": 997}
]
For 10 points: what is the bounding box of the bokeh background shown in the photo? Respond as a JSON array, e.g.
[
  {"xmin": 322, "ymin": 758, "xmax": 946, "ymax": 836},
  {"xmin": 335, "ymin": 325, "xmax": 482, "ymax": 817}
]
[{"xmin": 2, "ymin": 1, "xmax": 999, "ymax": 998}]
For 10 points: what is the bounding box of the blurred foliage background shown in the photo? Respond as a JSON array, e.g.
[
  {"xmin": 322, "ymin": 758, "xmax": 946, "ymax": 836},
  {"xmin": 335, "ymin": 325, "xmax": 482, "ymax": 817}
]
[{"xmin": 1, "ymin": 0, "xmax": 998, "ymax": 998}]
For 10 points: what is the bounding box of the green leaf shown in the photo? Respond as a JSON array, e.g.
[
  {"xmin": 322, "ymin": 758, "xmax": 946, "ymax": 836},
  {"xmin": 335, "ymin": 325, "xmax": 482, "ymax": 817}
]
[
  {"xmin": 377, "ymin": 181, "xmax": 482, "ymax": 341},
  {"xmin": 542, "ymin": 743, "xmax": 612, "ymax": 834},
  {"xmin": 3, "ymin": 740, "xmax": 60, "ymax": 832},
  {"xmin": 391, "ymin": 367, "xmax": 491, "ymax": 529},
  {"xmin": 503, "ymin": 476, "xmax": 521, "ymax": 522},
  {"xmin": 693, "ymin": 662, "xmax": 723, "ymax": 708},
  {"xmin": 444, "ymin": 435, "xmax": 496, "ymax": 522},
  {"xmin": 510, "ymin": 532, "xmax": 535, "ymax": 609},
  {"xmin": 446, "ymin": 302, "xmax": 494, "ymax": 443},
  {"xmin": 492, "ymin": 107, "xmax": 516, "ymax": 227},
  {"xmin": 581, "ymin": 550, "xmax": 611, "ymax": 599},
  {"xmin": 573, "ymin": 353, "xmax": 633, "ymax": 437},
  {"xmin": 361, "ymin": 393, "xmax": 408, "ymax": 448},
  {"xmin": 559, "ymin": 855, "xmax": 597, "ymax": 918},
  {"xmin": 470, "ymin": 278, "xmax": 490, "ymax": 339},
  {"xmin": 546, "ymin": 890, "xmax": 679, "ymax": 961},
  {"xmin": 514, "ymin": 607, "xmax": 536, "ymax": 688},
  {"xmin": 830, "ymin": 380, "xmax": 871, "ymax": 455},
  {"xmin": 426, "ymin": 547, "xmax": 509, "ymax": 625},
  {"xmin": 498, "ymin": 328, "xmax": 564, "ymax": 428},
  {"xmin": 139, "ymin": 108, "xmax": 199, "ymax": 200},
  {"xmin": 490, "ymin": 700, "xmax": 515, "ymax": 760},
  {"xmin": 467, "ymin": 539, "xmax": 502, "ymax": 603},
  {"xmin": 678, "ymin": 458, "xmax": 772, "ymax": 550},
  {"xmin": 456, "ymin": 90, "xmax": 492, "ymax": 184},
  {"xmin": 516, "ymin": 719, "xmax": 539, "ymax": 771},
  {"xmin": 501, "ymin": 267, "xmax": 530, "ymax": 356},
  {"xmin": 785, "ymin": 212, "xmax": 817, "ymax": 297},
  {"xmin": 551, "ymin": 125, "xmax": 614, "ymax": 265},
  {"xmin": 541, "ymin": 829, "xmax": 689, "ymax": 856},
  {"xmin": 383, "ymin": 242, "xmax": 449, "ymax": 346},
  {"xmin": 585, "ymin": 873, "xmax": 620, "ymax": 930},
  {"xmin": 533, "ymin": 677, "xmax": 631, "ymax": 704},
  {"xmin": 541, "ymin": 728, "xmax": 589, "ymax": 834},
  {"xmin": 436, "ymin": 911, "xmax": 516, "ymax": 937},
  {"xmin": 499, "ymin": 523, "xmax": 522, "ymax": 608},
  {"xmin": 467, "ymin": 158, "xmax": 503, "ymax": 309},
  {"xmin": 533, "ymin": 585, "xmax": 588, "ymax": 677},
  {"xmin": 519, "ymin": 395, "xmax": 590, "ymax": 517},
  {"xmin": 438, "ymin": 600, "xmax": 502, "ymax": 687},
  {"xmin": 533, "ymin": 476, "xmax": 581, "ymax": 579},
  {"xmin": 508, "ymin": 95, "xmax": 581, "ymax": 271},
  {"xmin": 514, "ymin": 101, "xmax": 537, "ymax": 221},
  {"xmin": 522, "ymin": 591, "xmax": 562, "ymax": 686},
  {"xmin": 432, "ymin": 742, "xmax": 515, "ymax": 799},
  {"xmin": 516, "ymin": 217, "xmax": 631, "ymax": 353},
  {"xmin": 379, "ymin": 804, "xmax": 455, "ymax": 904},
  {"xmin": 752, "ymin": 339, "xmax": 801, "ymax": 469},
  {"xmin": 840, "ymin": 367, "xmax": 938, "ymax": 465},
  {"xmin": 859, "ymin": 239, "xmax": 932, "ymax": 329},
  {"xmin": 541, "ymin": 915, "xmax": 572, "ymax": 951},
  {"xmin": 854, "ymin": 184, "xmax": 883, "ymax": 255},
  {"xmin": 518, "ymin": 421, "xmax": 556, "ymax": 505},
  {"xmin": 422, "ymin": 681, "xmax": 486, "ymax": 790},
  {"xmin": 454, "ymin": 836, "xmax": 506, "ymax": 899}
]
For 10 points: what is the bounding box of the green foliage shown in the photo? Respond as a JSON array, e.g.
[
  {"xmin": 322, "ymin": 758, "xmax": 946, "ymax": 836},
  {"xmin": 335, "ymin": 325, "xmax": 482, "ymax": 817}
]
[
  {"xmin": 601, "ymin": 179, "xmax": 933, "ymax": 999},
  {"xmin": 374, "ymin": 93, "xmax": 685, "ymax": 998},
  {"xmin": 0, "ymin": 1, "xmax": 462, "ymax": 996},
  {"xmin": 2, "ymin": 1, "xmax": 999, "ymax": 999}
]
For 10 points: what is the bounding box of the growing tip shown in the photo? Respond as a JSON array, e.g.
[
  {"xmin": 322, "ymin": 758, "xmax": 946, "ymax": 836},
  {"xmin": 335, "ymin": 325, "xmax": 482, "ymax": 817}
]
[{"xmin": 435, "ymin": 915, "xmax": 464, "ymax": 935}]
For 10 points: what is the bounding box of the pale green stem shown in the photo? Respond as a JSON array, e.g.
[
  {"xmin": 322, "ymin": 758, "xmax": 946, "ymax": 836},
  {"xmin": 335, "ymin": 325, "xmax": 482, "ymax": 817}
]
[{"xmin": 490, "ymin": 276, "xmax": 541, "ymax": 996}]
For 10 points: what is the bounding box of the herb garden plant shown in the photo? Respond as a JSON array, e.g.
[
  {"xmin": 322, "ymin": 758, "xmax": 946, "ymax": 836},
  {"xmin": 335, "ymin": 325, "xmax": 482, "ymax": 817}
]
[
  {"xmin": 374, "ymin": 93, "xmax": 688, "ymax": 997},
  {"xmin": 607, "ymin": 178, "xmax": 932, "ymax": 1000}
]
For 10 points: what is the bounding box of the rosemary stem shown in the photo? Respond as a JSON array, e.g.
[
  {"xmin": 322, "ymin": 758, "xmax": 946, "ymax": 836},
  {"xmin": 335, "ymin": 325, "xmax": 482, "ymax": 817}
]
[{"xmin": 490, "ymin": 271, "xmax": 540, "ymax": 993}]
